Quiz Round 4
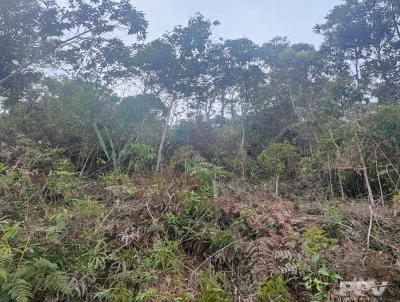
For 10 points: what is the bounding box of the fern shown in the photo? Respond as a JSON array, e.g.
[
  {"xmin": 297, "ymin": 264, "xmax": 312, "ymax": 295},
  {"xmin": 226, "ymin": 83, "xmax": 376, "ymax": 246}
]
[
  {"xmin": 4, "ymin": 258, "xmax": 73, "ymax": 300},
  {"xmin": 1, "ymin": 278, "xmax": 32, "ymax": 302},
  {"xmin": 45, "ymin": 271, "xmax": 73, "ymax": 296},
  {"xmin": 0, "ymin": 290, "xmax": 11, "ymax": 302},
  {"xmin": 94, "ymin": 288, "xmax": 114, "ymax": 301}
]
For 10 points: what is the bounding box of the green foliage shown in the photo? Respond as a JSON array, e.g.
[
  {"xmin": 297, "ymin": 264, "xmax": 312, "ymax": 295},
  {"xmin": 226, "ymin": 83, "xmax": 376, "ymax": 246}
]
[
  {"xmin": 94, "ymin": 122, "xmax": 129, "ymax": 173},
  {"xmin": 131, "ymin": 143, "xmax": 157, "ymax": 172},
  {"xmin": 322, "ymin": 203, "xmax": 344, "ymax": 238},
  {"xmin": 77, "ymin": 239, "xmax": 114, "ymax": 276},
  {"xmin": 258, "ymin": 153, "xmax": 284, "ymax": 177},
  {"xmin": 19, "ymin": 146, "xmax": 74, "ymax": 173},
  {"xmin": 150, "ymin": 239, "xmax": 182, "ymax": 272},
  {"xmin": 300, "ymin": 227, "xmax": 337, "ymax": 257},
  {"xmin": 1, "ymin": 1, "xmax": 400, "ymax": 300},
  {"xmin": 94, "ymin": 269, "xmax": 140, "ymax": 302},
  {"xmin": 1, "ymin": 278, "xmax": 32, "ymax": 302},
  {"xmin": 101, "ymin": 172, "xmax": 138, "ymax": 199},
  {"xmin": 189, "ymin": 156, "xmax": 228, "ymax": 186},
  {"xmin": 185, "ymin": 192, "xmax": 218, "ymax": 222},
  {"xmin": 95, "ymin": 122, "xmax": 157, "ymax": 174},
  {"xmin": 42, "ymin": 170, "xmax": 80, "ymax": 203},
  {"xmin": 0, "ymin": 258, "xmax": 73, "ymax": 302},
  {"xmin": 257, "ymin": 142, "xmax": 298, "ymax": 194},
  {"xmin": 73, "ymin": 197, "xmax": 105, "ymax": 218},
  {"xmin": 0, "ymin": 162, "xmax": 7, "ymax": 174},
  {"xmin": 299, "ymin": 157, "xmax": 318, "ymax": 179},
  {"xmin": 168, "ymin": 147, "xmax": 228, "ymax": 193},
  {"xmin": 165, "ymin": 194, "xmax": 217, "ymax": 243},
  {"xmin": 375, "ymin": 106, "xmax": 400, "ymax": 147},
  {"xmin": 210, "ymin": 229, "xmax": 237, "ymax": 251},
  {"xmin": 197, "ymin": 273, "xmax": 233, "ymax": 302},
  {"xmin": 303, "ymin": 260, "xmax": 342, "ymax": 302},
  {"xmin": 257, "ymin": 143, "xmax": 298, "ymax": 180},
  {"xmin": 0, "ymin": 0, "xmax": 147, "ymax": 108},
  {"xmin": 258, "ymin": 277, "xmax": 293, "ymax": 302},
  {"xmin": 298, "ymin": 228, "xmax": 341, "ymax": 301}
]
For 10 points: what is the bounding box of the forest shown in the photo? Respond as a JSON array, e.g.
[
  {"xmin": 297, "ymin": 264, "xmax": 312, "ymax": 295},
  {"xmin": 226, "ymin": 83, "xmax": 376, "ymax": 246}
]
[{"xmin": 0, "ymin": 0, "xmax": 400, "ymax": 301}]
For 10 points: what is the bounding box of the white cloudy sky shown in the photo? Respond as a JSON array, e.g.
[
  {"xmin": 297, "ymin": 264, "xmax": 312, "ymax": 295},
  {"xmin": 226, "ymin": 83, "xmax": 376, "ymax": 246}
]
[{"xmin": 133, "ymin": 0, "xmax": 342, "ymax": 45}]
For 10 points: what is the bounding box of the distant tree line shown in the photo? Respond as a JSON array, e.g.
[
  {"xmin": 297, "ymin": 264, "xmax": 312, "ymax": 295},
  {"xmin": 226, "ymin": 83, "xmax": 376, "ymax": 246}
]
[{"xmin": 1, "ymin": 0, "xmax": 400, "ymax": 202}]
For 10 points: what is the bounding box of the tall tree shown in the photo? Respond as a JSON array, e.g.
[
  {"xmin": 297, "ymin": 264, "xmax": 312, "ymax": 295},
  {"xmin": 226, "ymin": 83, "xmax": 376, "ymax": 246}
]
[
  {"xmin": 223, "ymin": 38, "xmax": 265, "ymax": 176},
  {"xmin": 316, "ymin": 0, "xmax": 400, "ymax": 103},
  {"xmin": 0, "ymin": 0, "xmax": 147, "ymax": 108}
]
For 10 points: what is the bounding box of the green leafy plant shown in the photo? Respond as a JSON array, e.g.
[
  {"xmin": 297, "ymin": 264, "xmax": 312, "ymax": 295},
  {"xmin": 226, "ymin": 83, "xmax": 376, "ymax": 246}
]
[
  {"xmin": 257, "ymin": 143, "xmax": 298, "ymax": 195},
  {"xmin": 150, "ymin": 239, "xmax": 181, "ymax": 272},
  {"xmin": 210, "ymin": 229, "xmax": 236, "ymax": 251},
  {"xmin": 197, "ymin": 272, "xmax": 232, "ymax": 302},
  {"xmin": 42, "ymin": 170, "xmax": 80, "ymax": 203},
  {"xmin": 300, "ymin": 227, "xmax": 337, "ymax": 256},
  {"xmin": 0, "ymin": 258, "xmax": 73, "ymax": 302},
  {"xmin": 0, "ymin": 162, "xmax": 7, "ymax": 174},
  {"xmin": 94, "ymin": 122, "xmax": 134, "ymax": 173},
  {"xmin": 258, "ymin": 277, "xmax": 293, "ymax": 302},
  {"xmin": 298, "ymin": 228, "xmax": 341, "ymax": 301},
  {"xmin": 302, "ymin": 257, "xmax": 342, "ymax": 302},
  {"xmin": 130, "ymin": 143, "xmax": 157, "ymax": 172},
  {"xmin": 77, "ymin": 239, "xmax": 114, "ymax": 276},
  {"xmin": 94, "ymin": 270, "xmax": 140, "ymax": 302}
]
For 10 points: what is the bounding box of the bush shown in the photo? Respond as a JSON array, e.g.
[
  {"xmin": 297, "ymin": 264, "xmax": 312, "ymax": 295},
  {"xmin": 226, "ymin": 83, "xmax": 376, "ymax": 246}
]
[{"xmin": 299, "ymin": 227, "xmax": 337, "ymax": 256}]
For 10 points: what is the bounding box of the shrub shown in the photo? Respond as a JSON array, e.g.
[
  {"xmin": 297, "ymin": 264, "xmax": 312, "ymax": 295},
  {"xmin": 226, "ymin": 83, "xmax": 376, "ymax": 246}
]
[
  {"xmin": 42, "ymin": 170, "xmax": 80, "ymax": 203},
  {"xmin": 299, "ymin": 227, "xmax": 337, "ymax": 257},
  {"xmin": 257, "ymin": 143, "xmax": 298, "ymax": 194}
]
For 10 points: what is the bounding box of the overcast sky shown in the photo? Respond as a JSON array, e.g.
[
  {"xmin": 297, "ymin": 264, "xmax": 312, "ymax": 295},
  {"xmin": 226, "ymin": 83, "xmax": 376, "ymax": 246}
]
[{"xmin": 133, "ymin": 0, "xmax": 342, "ymax": 46}]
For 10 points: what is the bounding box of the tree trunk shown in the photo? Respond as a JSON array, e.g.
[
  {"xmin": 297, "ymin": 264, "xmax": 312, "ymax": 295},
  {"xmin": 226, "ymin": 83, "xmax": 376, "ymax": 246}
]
[
  {"xmin": 328, "ymin": 152, "xmax": 334, "ymax": 198},
  {"xmin": 329, "ymin": 129, "xmax": 345, "ymax": 200},
  {"xmin": 230, "ymin": 102, "xmax": 235, "ymax": 123},
  {"xmin": 220, "ymin": 93, "xmax": 226, "ymax": 122},
  {"xmin": 156, "ymin": 107, "xmax": 173, "ymax": 172},
  {"xmin": 135, "ymin": 113, "xmax": 149, "ymax": 143},
  {"xmin": 275, "ymin": 174, "xmax": 279, "ymax": 196},
  {"xmin": 374, "ymin": 148, "xmax": 384, "ymax": 205},
  {"xmin": 356, "ymin": 137, "xmax": 374, "ymax": 249},
  {"xmin": 239, "ymin": 103, "xmax": 248, "ymax": 178},
  {"xmin": 338, "ymin": 170, "xmax": 345, "ymax": 200},
  {"xmin": 288, "ymin": 86, "xmax": 300, "ymax": 120}
]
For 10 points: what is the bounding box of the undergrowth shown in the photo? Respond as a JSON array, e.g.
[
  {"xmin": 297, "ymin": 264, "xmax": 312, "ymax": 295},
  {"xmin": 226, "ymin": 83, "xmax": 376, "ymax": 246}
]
[{"xmin": 0, "ymin": 145, "xmax": 399, "ymax": 301}]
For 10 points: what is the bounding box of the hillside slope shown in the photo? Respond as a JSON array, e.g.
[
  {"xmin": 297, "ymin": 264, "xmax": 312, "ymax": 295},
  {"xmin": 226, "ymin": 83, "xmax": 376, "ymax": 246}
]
[{"xmin": 1, "ymin": 141, "xmax": 399, "ymax": 301}]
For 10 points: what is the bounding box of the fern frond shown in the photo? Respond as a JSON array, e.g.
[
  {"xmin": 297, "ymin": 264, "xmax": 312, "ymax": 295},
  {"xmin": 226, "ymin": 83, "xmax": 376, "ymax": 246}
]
[
  {"xmin": 0, "ymin": 290, "xmax": 11, "ymax": 302},
  {"xmin": 0, "ymin": 270, "xmax": 8, "ymax": 283},
  {"xmin": 94, "ymin": 288, "xmax": 114, "ymax": 301},
  {"xmin": 3, "ymin": 278, "xmax": 32, "ymax": 302},
  {"xmin": 45, "ymin": 271, "xmax": 73, "ymax": 296}
]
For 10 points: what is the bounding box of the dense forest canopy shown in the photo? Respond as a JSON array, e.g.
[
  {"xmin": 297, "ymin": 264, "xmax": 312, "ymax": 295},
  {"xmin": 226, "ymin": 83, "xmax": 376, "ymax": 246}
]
[{"xmin": 1, "ymin": 0, "xmax": 400, "ymax": 301}]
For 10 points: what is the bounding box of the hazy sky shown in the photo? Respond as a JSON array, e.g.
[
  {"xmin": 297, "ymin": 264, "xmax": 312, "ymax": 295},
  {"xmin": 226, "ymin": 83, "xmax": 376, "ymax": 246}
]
[{"xmin": 134, "ymin": 0, "xmax": 342, "ymax": 46}]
